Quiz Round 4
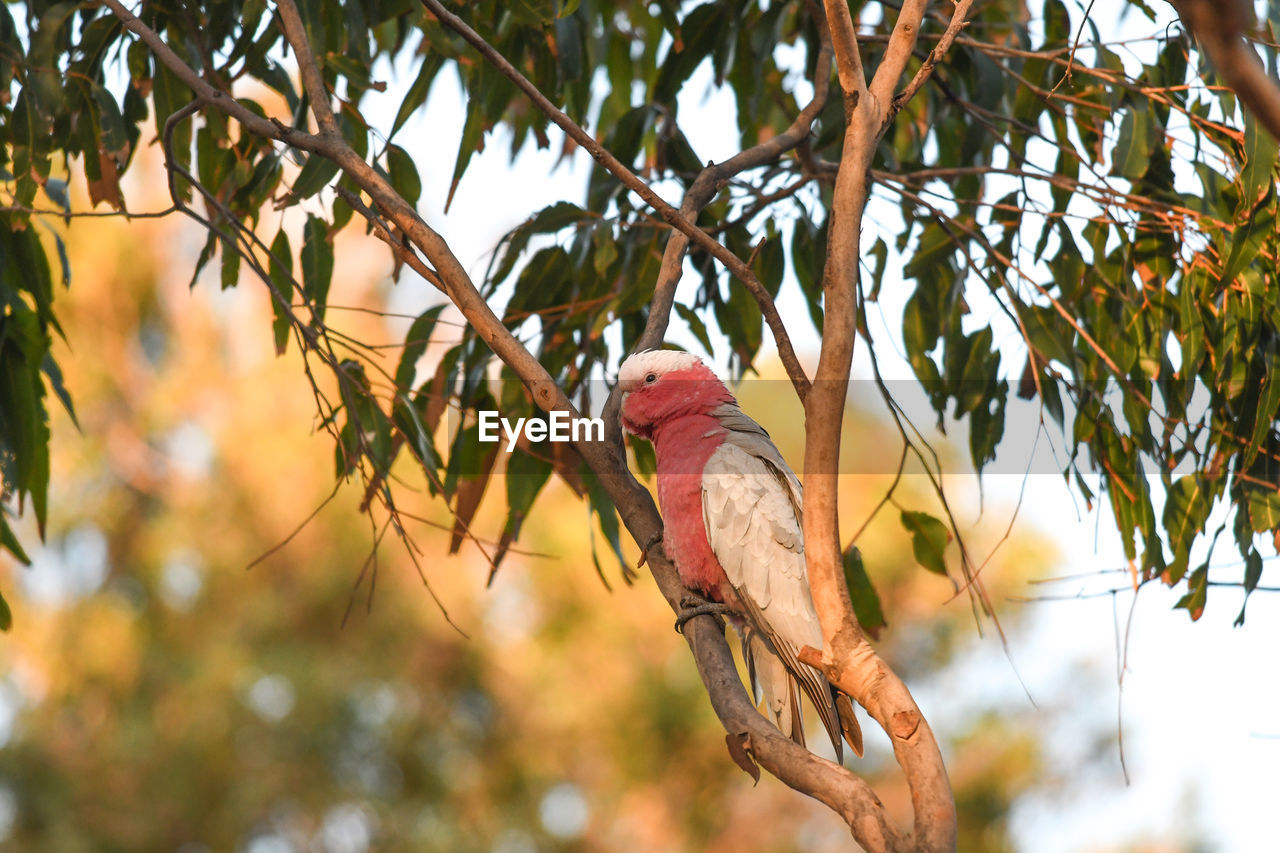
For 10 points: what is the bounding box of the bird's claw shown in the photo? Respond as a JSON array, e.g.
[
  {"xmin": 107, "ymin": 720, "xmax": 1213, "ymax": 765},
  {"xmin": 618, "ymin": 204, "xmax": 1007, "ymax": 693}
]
[
  {"xmin": 674, "ymin": 595, "xmax": 728, "ymax": 634},
  {"xmin": 636, "ymin": 532, "xmax": 663, "ymax": 569}
]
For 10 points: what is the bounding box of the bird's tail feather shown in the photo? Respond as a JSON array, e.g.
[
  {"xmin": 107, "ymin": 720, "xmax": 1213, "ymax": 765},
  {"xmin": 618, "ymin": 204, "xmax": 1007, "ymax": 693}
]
[
  {"xmin": 835, "ymin": 689, "xmax": 864, "ymax": 758},
  {"xmin": 745, "ymin": 631, "xmax": 807, "ymax": 747}
]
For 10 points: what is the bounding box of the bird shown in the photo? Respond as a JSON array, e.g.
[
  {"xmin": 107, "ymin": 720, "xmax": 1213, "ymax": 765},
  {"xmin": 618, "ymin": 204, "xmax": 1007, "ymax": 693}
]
[{"xmin": 618, "ymin": 349, "xmax": 862, "ymax": 760}]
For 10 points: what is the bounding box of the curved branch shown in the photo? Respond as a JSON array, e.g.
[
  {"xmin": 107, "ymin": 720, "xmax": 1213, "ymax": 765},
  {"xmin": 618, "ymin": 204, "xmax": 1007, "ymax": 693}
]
[{"xmin": 637, "ymin": 0, "xmax": 834, "ymax": 364}]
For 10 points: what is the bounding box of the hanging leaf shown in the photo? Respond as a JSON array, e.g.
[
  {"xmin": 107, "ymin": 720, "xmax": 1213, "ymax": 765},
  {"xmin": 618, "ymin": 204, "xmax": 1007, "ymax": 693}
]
[
  {"xmin": 842, "ymin": 546, "xmax": 887, "ymax": 639},
  {"xmin": 268, "ymin": 229, "xmax": 294, "ymax": 354},
  {"xmin": 301, "ymin": 215, "xmax": 334, "ymax": 321},
  {"xmin": 900, "ymin": 510, "xmax": 950, "ymax": 576}
]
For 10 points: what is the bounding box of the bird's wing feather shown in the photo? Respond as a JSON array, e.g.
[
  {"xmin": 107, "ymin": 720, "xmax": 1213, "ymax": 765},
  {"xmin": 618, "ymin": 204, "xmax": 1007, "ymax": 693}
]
[{"xmin": 701, "ymin": 427, "xmax": 844, "ymax": 759}]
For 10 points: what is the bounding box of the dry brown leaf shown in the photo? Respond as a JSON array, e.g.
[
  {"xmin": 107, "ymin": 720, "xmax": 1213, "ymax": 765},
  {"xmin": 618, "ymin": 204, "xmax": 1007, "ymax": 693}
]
[{"xmin": 449, "ymin": 447, "xmax": 498, "ymax": 554}]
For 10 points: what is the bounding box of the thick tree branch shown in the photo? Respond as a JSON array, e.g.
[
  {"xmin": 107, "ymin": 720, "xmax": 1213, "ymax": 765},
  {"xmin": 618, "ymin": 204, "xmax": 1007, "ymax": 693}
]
[
  {"xmin": 803, "ymin": 3, "xmax": 957, "ymax": 851},
  {"xmin": 869, "ymin": 0, "xmax": 929, "ymax": 108},
  {"xmin": 884, "ymin": 0, "xmax": 974, "ymax": 132},
  {"xmin": 1172, "ymin": 0, "xmax": 1280, "ymax": 140},
  {"xmin": 822, "ymin": 0, "xmax": 868, "ymax": 100},
  {"xmin": 416, "ymin": 0, "xmax": 811, "ymax": 398}
]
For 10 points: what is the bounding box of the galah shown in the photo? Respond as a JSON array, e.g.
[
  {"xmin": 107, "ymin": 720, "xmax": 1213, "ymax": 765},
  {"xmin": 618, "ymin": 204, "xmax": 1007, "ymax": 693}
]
[{"xmin": 619, "ymin": 350, "xmax": 862, "ymax": 760}]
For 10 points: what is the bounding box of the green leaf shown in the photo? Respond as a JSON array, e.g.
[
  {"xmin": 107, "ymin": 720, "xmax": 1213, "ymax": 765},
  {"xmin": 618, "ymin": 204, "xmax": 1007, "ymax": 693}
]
[
  {"xmin": 591, "ymin": 224, "xmax": 618, "ymax": 277},
  {"xmin": 446, "ymin": 98, "xmax": 488, "ymax": 213},
  {"xmin": 903, "ymin": 223, "xmax": 957, "ymax": 280},
  {"xmin": 1218, "ymin": 196, "xmax": 1275, "ymax": 285},
  {"xmin": 1235, "ymin": 548, "xmax": 1264, "ymax": 626},
  {"xmin": 900, "ymin": 510, "xmax": 950, "ymax": 576},
  {"xmin": 395, "ymin": 305, "xmax": 446, "ymax": 391},
  {"xmin": 867, "ymin": 237, "xmax": 888, "ymax": 302},
  {"xmin": 0, "ymin": 516, "xmax": 31, "ymax": 565},
  {"xmin": 391, "ymin": 54, "xmax": 445, "ymax": 139},
  {"xmin": 902, "ymin": 290, "xmax": 941, "ymax": 380},
  {"xmin": 89, "ymin": 83, "xmax": 130, "ymax": 162},
  {"xmin": 27, "ymin": 1, "xmax": 79, "ymax": 118},
  {"xmin": 219, "ymin": 240, "xmax": 241, "ymax": 290},
  {"xmin": 40, "ymin": 352, "xmax": 77, "ymax": 428},
  {"xmin": 386, "ymin": 143, "xmax": 422, "ymax": 206},
  {"xmin": 1174, "ymin": 562, "xmax": 1208, "ymax": 621},
  {"xmin": 674, "ymin": 303, "xmax": 713, "ymax": 356},
  {"xmin": 628, "ymin": 434, "xmax": 656, "ymax": 480},
  {"xmin": 0, "ymin": 588, "xmax": 10, "ymax": 631},
  {"xmin": 1247, "ymin": 488, "xmax": 1280, "ymax": 533},
  {"xmin": 1111, "ymin": 105, "xmax": 1151, "ymax": 180},
  {"xmin": 1162, "ymin": 476, "xmax": 1210, "ymax": 583},
  {"xmin": 1240, "ymin": 111, "xmax": 1278, "ymax": 207},
  {"xmin": 757, "ymin": 233, "xmax": 784, "ymax": 298},
  {"xmin": 152, "ymin": 66, "xmax": 194, "ymax": 198},
  {"xmin": 505, "ymin": 448, "xmax": 553, "ymax": 524},
  {"xmin": 653, "ymin": 3, "xmax": 728, "ymax": 104},
  {"xmin": 791, "ymin": 216, "xmax": 826, "ymax": 332},
  {"xmin": 392, "ymin": 392, "xmax": 443, "ymax": 474},
  {"xmin": 842, "ymin": 546, "xmax": 886, "ymax": 639},
  {"xmin": 268, "ymin": 229, "xmax": 293, "ymax": 354},
  {"xmin": 586, "ymin": 470, "xmax": 630, "ymax": 585},
  {"xmin": 1245, "ymin": 353, "xmax": 1280, "ymax": 469},
  {"xmin": 292, "ymin": 152, "xmax": 341, "ymax": 200},
  {"xmin": 301, "ymin": 215, "xmax": 334, "ymax": 321}
]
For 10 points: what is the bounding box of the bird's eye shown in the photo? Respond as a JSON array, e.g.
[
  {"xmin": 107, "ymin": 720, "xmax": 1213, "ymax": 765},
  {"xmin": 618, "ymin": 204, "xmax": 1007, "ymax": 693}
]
[{"xmin": 644, "ymin": 372, "xmax": 657, "ymax": 383}]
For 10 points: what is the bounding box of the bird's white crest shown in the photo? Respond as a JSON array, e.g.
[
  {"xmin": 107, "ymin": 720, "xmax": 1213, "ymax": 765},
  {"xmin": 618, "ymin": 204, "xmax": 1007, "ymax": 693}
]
[{"xmin": 618, "ymin": 350, "xmax": 704, "ymax": 386}]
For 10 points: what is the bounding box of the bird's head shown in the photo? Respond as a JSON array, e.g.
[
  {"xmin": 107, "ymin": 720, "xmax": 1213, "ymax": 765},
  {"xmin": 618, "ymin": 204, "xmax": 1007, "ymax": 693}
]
[{"xmin": 618, "ymin": 350, "xmax": 733, "ymax": 438}]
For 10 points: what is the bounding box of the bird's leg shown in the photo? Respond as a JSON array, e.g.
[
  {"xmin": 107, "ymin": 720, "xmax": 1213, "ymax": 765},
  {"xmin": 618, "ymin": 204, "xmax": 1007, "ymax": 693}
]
[{"xmin": 675, "ymin": 592, "xmax": 729, "ymax": 634}]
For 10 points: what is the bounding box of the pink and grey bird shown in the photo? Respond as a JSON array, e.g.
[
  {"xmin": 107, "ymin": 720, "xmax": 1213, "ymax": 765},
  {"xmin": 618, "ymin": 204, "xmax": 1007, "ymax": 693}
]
[{"xmin": 618, "ymin": 350, "xmax": 862, "ymax": 760}]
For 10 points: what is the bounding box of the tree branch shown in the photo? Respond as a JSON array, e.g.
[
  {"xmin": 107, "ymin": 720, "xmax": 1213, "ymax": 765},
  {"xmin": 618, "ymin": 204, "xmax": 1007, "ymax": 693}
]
[
  {"xmin": 274, "ymin": 0, "xmax": 340, "ymax": 136},
  {"xmin": 636, "ymin": 0, "xmax": 834, "ymax": 368},
  {"xmin": 822, "ymin": 0, "xmax": 869, "ymax": 100},
  {"xmin": 417, "ymin": 0, "xmax": 811, "ymax": 398},
  {"xmin": 883, "ymin": 0, "xmax": 975, "ymax": 133},
  {"xmin": 803, "ymin": 3, "xmax": 958, "ymax": 851},
  {"xmin": 332, "ymin": 184, "xmax": 446, "ymax": 292},
  {"xmin": 869, "ymin": 0, "xmax": 930, "ymax": 109},
  {"xmin": 1173, "ymin": 0, "xmax": 1280, "ymax": 140}
]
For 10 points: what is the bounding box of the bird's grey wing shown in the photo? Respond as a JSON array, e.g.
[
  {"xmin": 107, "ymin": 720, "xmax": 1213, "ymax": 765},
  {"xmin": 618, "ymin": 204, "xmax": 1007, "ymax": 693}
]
[{"xmin": 701, "ymin": 439, "xmax": 843, "ymax": 760}]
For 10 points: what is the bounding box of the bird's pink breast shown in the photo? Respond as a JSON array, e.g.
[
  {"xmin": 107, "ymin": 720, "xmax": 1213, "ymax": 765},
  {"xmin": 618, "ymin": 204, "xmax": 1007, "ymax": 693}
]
[{"xmin": 653, "ymin": 414, "xmax": 734, "ymax": 602}]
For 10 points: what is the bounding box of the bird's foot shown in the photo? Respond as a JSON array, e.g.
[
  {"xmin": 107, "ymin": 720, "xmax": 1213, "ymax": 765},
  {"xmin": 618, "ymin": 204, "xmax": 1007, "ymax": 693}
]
[{"xmin": 675, "ymin": 594, "xmax": 728, "ymax": 634}]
